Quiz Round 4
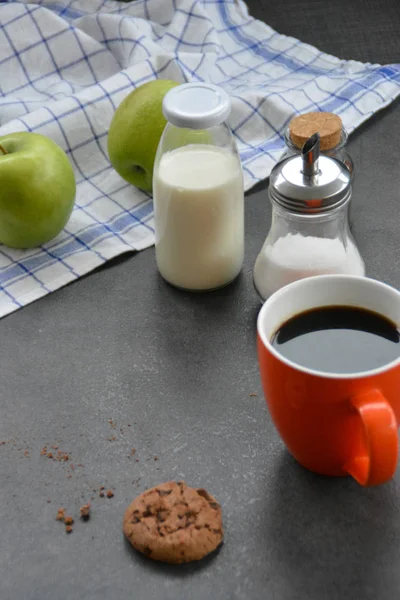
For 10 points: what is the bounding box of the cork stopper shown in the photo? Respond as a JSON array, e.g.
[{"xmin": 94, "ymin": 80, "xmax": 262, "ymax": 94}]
[{"xmin": 289, "ymin": 112, "xmax": 342, "ymax": 151}]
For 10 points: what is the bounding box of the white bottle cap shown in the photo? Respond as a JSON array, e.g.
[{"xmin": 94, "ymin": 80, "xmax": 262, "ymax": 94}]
[{"xmin": 162, "ymin": 82, "xmax": 231, "ymax": 129}]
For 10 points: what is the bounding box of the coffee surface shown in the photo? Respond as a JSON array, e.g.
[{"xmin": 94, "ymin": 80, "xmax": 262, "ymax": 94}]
[{"xmin": 271, "ymin": 306, "xmax": 400, "ymax": 374}]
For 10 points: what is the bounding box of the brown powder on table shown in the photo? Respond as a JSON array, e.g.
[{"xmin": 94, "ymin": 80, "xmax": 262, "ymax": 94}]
[
  {"xmin": 56, "ymin": 451, "xmax": 69, "ymax": 462},
  {"xmin": 41, "ymin": 446, "xmax": 70, "ymax": 461}
]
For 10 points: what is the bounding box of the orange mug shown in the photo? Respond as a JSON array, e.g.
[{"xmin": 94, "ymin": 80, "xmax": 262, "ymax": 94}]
[{"xmin": 257, "ymin": 274, "xmax": 400, "ymax": 486}]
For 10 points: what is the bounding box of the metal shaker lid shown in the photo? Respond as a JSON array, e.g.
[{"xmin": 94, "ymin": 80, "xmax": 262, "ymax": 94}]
[{"xmin": 269, "ymin": 133, "xmax": 351, "ymax": 212}]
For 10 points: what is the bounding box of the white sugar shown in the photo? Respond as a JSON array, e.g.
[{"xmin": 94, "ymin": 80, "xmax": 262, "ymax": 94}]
[{"xmin": 254, "ymin": 233, "xmax": 365, "ymax": 300}]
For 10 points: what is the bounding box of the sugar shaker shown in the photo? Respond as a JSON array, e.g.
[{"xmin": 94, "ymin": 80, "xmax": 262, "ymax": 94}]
[{"xmin": 253, "ymin": 133, "xmax": 365, "ymax": 302}]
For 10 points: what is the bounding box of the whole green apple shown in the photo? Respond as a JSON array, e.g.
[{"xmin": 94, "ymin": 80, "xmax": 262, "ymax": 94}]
[
  {"xmin": 0, "ymin": 132, "xmax": 76, "ymax": 249},
  {"xmin": 107, "ymin": 79, "xmax": 179, "ymax": 193}
]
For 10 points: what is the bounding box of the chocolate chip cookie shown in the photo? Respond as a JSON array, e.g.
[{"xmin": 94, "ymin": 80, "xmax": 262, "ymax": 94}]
[{"xmin": 123, "ymin": 481, "xmax": 223, "ymax": 564}]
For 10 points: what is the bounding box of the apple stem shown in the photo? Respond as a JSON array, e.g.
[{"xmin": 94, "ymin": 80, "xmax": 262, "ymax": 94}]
[{"xmin": 0, "ymin": 144, "xmax": 7, "ymax": 156}]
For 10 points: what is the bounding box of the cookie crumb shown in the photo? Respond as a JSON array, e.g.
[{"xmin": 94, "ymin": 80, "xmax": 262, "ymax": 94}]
[
  {"xmin": 65, "ymin": 526, "xmax": 73, "ymax": 534},
  {"xmin": 80, "ymin": 503, "xmax": 91, "ymax": 521},
  {"xmin": 41, "ymin": 446, "xmax": 70, "ymax": 462},
  {"xmin": 64, "ymin": 516, "xmax": 74, "ymax": 526},
  {"xmin": 56, "ymin": 508, "xmax": 65, "ymax": 521},
  {"xmin": 108, "ymin": 435, "xmax": 117, "ymax": 442},
  {"xmin": 130, "ymin": 448, "xmax": 136, "ymax": 456},
  {"xmin": 106, "ymin": 490, "xmax": 114, "ymax": 498},
  {"xmin": 250, "ymin": 393, "xmax": 257, "ymax": 397},
  {"xmin": 99, "ymin": 492, "xmax": 105, "ymax": 498},
  {"xmin": 57, "ymin": 451, "xmax": 69, "ymax": 462}
]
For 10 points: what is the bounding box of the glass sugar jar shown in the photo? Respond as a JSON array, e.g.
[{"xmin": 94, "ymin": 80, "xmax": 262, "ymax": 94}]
[
  {"xmin": 153, "ymin": 82, "xmax": 244, "ymax": 292},
  {"xmin": 281, "ymin": 112, "xmax": 354, "ymax": 177},
  {"xmin": 253, "ymin": 133, "xmax": 365, "ymax": 302}
]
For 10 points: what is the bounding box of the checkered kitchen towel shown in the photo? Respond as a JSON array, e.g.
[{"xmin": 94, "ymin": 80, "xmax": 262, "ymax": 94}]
[{"xmin": 1, "ymin": 0, "xmax": 400, "ymax": 318}]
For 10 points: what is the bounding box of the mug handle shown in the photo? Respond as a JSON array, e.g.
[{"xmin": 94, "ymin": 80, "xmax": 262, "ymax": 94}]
[{"xmin": 344, "ymin": 389, "xmax": 398, "ymax": 486}]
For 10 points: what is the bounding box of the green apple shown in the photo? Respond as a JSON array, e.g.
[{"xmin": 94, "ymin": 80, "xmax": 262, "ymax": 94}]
[
  {"xmin": 107, "ymin": 79, "xmax": 179, "ymax": 193},
  {"xmin": 0, "ymin": 132, "xmax": 76, "ymax": 249}
]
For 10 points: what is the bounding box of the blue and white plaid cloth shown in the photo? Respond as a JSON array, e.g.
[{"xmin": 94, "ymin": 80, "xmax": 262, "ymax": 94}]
[{"xmin": 1, "ymin": 0, "xmax": 400, "ymax": 318}]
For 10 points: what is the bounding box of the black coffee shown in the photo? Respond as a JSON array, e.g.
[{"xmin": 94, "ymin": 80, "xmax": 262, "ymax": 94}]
[{"xmin": 271, "ymin": 306, "xmax": 400, "ymax": 374}]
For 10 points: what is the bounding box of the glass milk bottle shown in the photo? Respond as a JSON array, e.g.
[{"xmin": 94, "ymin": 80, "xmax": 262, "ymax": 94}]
[
  {"xmin": 153, "ymin": 82, "xmax": 244, "ymax": 291},
  {"xmin": 253, "ymin": 133, "xmax": 365, "ymax": 302}
]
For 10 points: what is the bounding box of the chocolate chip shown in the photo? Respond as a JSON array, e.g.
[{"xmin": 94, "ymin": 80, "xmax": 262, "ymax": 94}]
[
  {"xmin": 197, "ymin": 488, "xmax": 212, "ymax": 502},
  {"xmin": 157, "ymin": 510, "xmax": 167, "ymax": 522},
  {"xmin": 131, "ymin": 516, "xmax": 140, "ymax": 524}
]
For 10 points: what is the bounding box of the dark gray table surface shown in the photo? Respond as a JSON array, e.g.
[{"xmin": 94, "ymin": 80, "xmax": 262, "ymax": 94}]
[{"xmin": 1, "ymin": 1, "xmax": 400, "ymax": 599}]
